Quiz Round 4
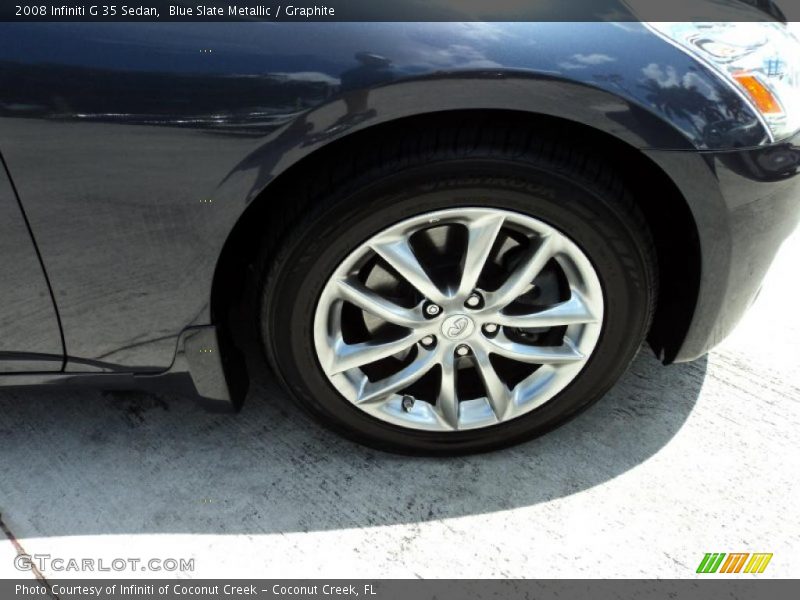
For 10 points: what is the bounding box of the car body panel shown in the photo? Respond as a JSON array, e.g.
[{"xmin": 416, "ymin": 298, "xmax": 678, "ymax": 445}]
[
  {"xmin": 646, "ymin": 131, "xmax": 800, "ymax": 361},
  {"xmin": 0, "ymin": 324, "xmax": 246, "ymax": 411},
  {"xmin": 0, "ymin": 155, "xmax": 63, "ymax": 371},
  {"xmin": 0, "ymin": 21, "xmax": 796, "ymax": 383}
]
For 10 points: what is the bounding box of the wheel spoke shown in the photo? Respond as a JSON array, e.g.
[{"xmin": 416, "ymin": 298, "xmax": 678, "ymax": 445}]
[
  {"xmin": 494, "ymin": 289, "xmax": 597, "ymax": 328},
  {"xmin": 327, "ymin": 334, "xmax": 418, "ymax": 375},
  {"xmin": 513, "ymin": 365, "xmax": 558, "ymax": 410},
  {"xmin": 473, "ymin": 346, "xmax": 512, "ymax": 420},
  {"xmin": 436, "ymin": 352, "xmax": 459, "ymax": 429},
  {"xmin": 336, "ymin": 279, "xmax": 424, "ymax": 329},
  {"xmin": 356, "ymin": 348, "xmax": 439, "ymax": 404},
  {"xmin": 484, "ymin": 234, "xmax": 556, "ymax": 310},
  {"xmin": 485, "ymin": 333, "xmax": 585, "ymax": 364},
  {"xmin": 370, "ymin": 237, "xmax": 446, "ymax": 304},
  {"xmin": 457, "ymin": 213, "xmax": 505, "ymax": 298}
]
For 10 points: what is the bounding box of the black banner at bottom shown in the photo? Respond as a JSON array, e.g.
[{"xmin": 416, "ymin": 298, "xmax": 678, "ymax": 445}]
[{"xmin": 2, "ymin": 579, "xmax": 798, "ymax": 600}]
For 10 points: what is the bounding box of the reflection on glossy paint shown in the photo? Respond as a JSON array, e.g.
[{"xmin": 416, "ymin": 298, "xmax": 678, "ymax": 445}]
[
  {"xmin": 0, "ymin": 21, "xmax": 780, "ymax": 371},
  {"xmin": 0, "ymin": 22, "xmax": 767, "ymax": 147}
]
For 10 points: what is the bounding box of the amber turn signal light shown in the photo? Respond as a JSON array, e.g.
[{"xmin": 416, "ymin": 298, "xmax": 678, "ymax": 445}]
[{"xmin": 733, "ymin": 72, "xmax": 783, "ymax": 114}]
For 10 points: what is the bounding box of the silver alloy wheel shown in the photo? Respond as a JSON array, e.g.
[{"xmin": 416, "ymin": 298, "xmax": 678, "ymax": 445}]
[{"xmin": 313, "ymin": 207, "xmax": 604, "ymax": 432}]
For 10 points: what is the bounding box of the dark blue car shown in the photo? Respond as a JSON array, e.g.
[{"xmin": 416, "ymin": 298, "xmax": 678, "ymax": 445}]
[{"xmin": 0, "ymin": 14, "xmax": 798, "ymax": 453}]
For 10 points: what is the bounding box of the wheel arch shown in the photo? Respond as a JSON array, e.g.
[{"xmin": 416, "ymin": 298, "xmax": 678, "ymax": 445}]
[{"xmin": 211, "ymin": 108, "xmax": 701, "ymax": 374}]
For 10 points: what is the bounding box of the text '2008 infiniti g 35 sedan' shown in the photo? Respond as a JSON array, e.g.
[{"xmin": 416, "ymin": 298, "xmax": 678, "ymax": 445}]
[{"xmin": 0, "ymin": 10, "xmax": 799, "ymax": 454}]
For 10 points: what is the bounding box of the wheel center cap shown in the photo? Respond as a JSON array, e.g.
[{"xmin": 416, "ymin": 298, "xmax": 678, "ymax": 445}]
[{"xmin": 441, "ymin": 314, "xmax": 475, "ymax": 340}]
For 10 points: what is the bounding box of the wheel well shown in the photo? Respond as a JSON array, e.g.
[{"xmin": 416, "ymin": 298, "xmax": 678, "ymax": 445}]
[{"xmin": 212, "ymin": 110, "xmax": 700, "ymax": 365}]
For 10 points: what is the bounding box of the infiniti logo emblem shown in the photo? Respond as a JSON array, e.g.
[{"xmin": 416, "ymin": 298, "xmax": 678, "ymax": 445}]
[
  {"xmin": 447, "ymin": 318, "xmax": 469, "ymax": 338},
  {"xmin": 441, "ymin": 314, "xmax": 475, "ymax": 340}
]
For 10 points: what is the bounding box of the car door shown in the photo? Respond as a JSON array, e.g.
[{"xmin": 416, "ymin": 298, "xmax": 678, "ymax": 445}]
[{"xmin": 0, "ymin": 155, "xmax": 63, "ymax": 372}]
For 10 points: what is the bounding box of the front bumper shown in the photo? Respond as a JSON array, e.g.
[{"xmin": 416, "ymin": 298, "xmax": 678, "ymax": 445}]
[{"xmin": 646, "ymin": 130, "xmax": 800, "ymax": 363}]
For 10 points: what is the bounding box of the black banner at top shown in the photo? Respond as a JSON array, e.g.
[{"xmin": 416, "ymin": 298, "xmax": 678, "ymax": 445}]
[{"xmin": 2, "ymin": 0, "xmax": 799, "ymax": 22}]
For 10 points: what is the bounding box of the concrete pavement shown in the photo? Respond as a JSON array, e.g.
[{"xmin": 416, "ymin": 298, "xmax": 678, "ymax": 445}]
[{"xmin": 1, "ymin": 229, "xmax": 798, "ymax": 579}]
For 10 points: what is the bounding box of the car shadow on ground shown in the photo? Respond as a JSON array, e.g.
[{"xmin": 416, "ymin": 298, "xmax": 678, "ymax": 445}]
[{"xmin": 0, "ymin": 349, "xmax": 707, "ymax": 537}]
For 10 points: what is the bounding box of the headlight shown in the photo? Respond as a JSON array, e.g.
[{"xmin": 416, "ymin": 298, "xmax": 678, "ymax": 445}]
[{"xmin": 646, "ymin": 22, "xmax": 800, "ymax": 141}]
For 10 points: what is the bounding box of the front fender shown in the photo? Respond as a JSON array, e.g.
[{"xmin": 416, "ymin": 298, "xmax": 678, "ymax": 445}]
[{"xmin": 0, "ymin": 21, "xmax": 770, "ymax": 372}]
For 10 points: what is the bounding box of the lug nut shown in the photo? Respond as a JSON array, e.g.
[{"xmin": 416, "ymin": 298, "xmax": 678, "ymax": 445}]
[
  {"xmin": 483, "ymin": 323, "xmax": 498, "ymax": 334},
  {"xmin": 465, "ymin": 293, "xmax": 482, "ymax": 308},
  {"xmin": 420, "ymin": 335, "xmax": 435, "ymax": 347},
  {"xmin": 456, "ymin": 345, "xmax": 470, "ymax": 357},
  {"xmin": 425, "ymin": 304, "xmax": 441, "ymax": 316}
]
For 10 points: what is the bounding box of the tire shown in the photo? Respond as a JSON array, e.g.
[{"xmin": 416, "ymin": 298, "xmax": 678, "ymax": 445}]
[{"xmin": 260, "ymin": 124, "xmax": 657, "ymax": 455}]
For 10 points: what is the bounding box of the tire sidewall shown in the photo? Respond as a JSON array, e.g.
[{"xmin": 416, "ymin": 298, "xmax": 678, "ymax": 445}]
[{"xmin": 263, "ymin": 159, "xmax": 653, "ymax": 454}]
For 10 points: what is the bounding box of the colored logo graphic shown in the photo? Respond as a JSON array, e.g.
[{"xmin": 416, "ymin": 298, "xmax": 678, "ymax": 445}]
[{"xmin": 696, "ymin": 553, "xmax": 773, "ymax": 574}]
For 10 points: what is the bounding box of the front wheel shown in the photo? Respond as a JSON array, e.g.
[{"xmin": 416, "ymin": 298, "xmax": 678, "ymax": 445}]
[{"xmin": 261, "ymin": 130, "xmax": 657, "ymax": 455}]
